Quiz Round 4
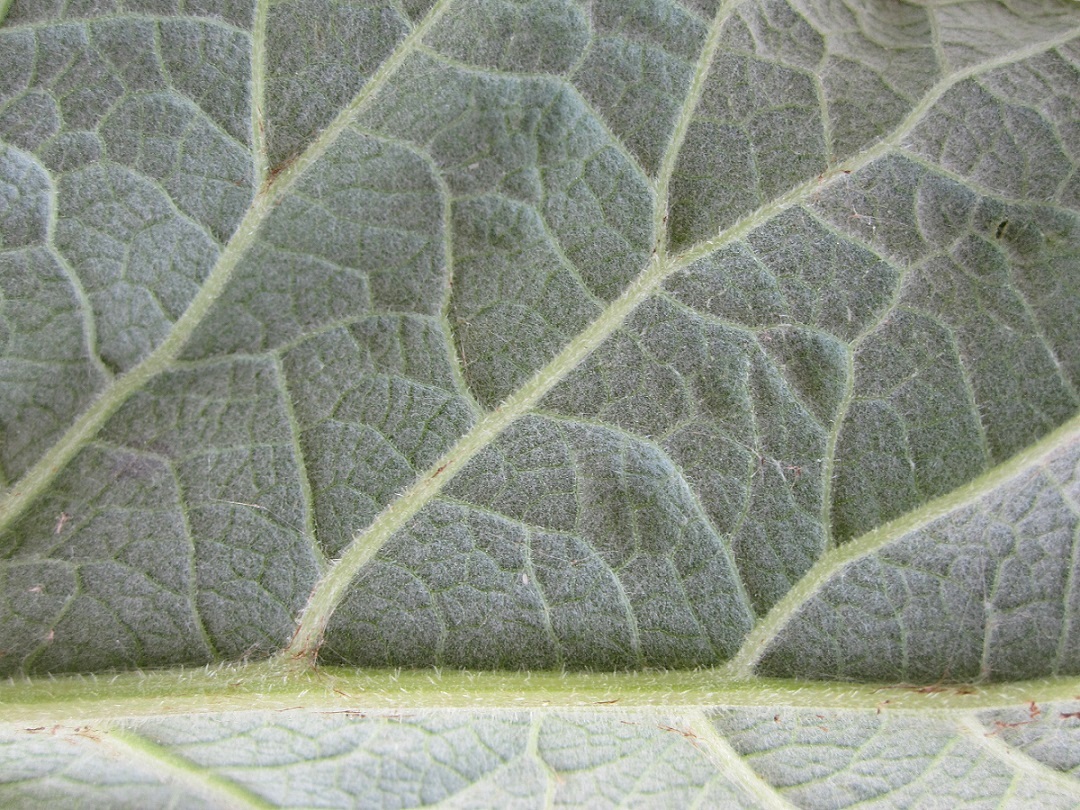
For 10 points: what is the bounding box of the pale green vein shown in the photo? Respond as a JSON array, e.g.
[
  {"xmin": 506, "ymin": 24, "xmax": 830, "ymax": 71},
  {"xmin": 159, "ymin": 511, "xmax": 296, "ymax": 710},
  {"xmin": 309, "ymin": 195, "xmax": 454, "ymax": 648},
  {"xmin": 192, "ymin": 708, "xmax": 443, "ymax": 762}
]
[
  {"xmin": 272, "ymin": 354, "xmax": 326, "ymax": 574},
  {"xmin": 885, "ymin": 731, "xmax": 964, "ymax": 802},
  {"xmin": 284, "ymin": 0, "xmax": 739, "ymax": 662},
  {"xmin": 0, "ymin": 0, "xmax": 455, "ymax": 538},
  {"xmin": 597, "ymin": 441, "xmax": 643, "ymax": 665},
  {"xmin": 252, "ymin": 0, "xmax": 453, "ymax": 194},
  {"xmin": 527, "ymin": 714, "xmax": 558, "ymax": 810},
  {"xmin": 957, "ymin": 714, "xmax": 1080, "ymax": 803},
  {"xmin": 927, "ymin": 6, "xmax": 946, "ymax": 72},
  {"xmin": 653, "ymin": 0, "xmax": 740, "ymax": 255},
  {"xmin": 939, "ymin": 309, "xmax": 994, "ymax": 466},
  {"xmin": 250, "ymin": 0, "xmax": 270, "ymax": 186},
  {"xmin": 173, "ymin": 462, "xmax": 221, "ymax": 660},
  {"xmin": 3, "ymin": 13, "xmax": 248, "ymax": 34},
  {"xmin": 0, "ymin": 194, "xmax": 271, "ymax": 536},
  {"xmin": 421, "ymin": 717, "xmax": 549, "ymax": 807},
  {"xmin": 284, "ymin": 11, "xmax": 1080, "ymax": 661},
  {"xmin": 416, "ymin": 44, "xmax": 653, "ymax": 188},
  {"xmin": 100, "ymin": 727, "xmax": 275, "ymax": 809},
  {"xmin": 686, "ymin": 709, "xmax": 798, "ymax": 810},
  {"xmin": 725, "ymin": 412, "xmax": 1080, "ymax": 678},
  {"xmin": 0, "ymin": 0, "xmax": 13, "ymax": 25},
  {"xmin": 523, "ymin": 533, "xmax": 563, "ymax": 667},
  {"xmin": 282, "ymin": 249, "xmax": 668, "ymax": 659},
  {"xmin": 431, "ymin": 150, "xmax": 482, "ymax": 418},
  {"xmin": 3, "ymin": 665, "xmax": 1079, "ymax": 724},
  {"xmin": 22, "ymin": 575, "xmax": 79, "ymax": 671},
  {"xmin": 818, "ymin": 343, "xmax": 854, "ymax": 551},
  {"xmin": 52, "ymin": 245, "xmax": 114, "ymax": 385},
  {"xmin": 670, "ymin": 22, "xmax": 1080, "ymax": 272},
  {"xmin": 908, "ymin": 141, "xmax": 1080, "ymax": 410},
  {"xmin": 1054, "ymin": 478, "xmax": 1080, "ymax": 674},
  {"xmin": 35, "ymin": 103, "xmax": 114, "ymax": 389}
]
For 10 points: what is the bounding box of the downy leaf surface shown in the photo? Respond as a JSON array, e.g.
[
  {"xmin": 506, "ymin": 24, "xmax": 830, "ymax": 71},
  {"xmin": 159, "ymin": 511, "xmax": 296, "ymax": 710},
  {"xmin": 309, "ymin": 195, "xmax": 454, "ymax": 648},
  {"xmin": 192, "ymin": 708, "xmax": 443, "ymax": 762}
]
[{"xmin": 1, "ymin": 0, "xmax": 1080, "ymax": 805}]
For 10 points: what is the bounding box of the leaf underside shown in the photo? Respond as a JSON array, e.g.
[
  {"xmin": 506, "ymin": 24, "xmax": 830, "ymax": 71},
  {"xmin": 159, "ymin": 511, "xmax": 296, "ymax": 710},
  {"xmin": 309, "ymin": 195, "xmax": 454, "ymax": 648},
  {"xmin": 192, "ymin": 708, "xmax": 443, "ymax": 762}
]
[{"xmin": 2, "ymin": 0, "xmax": 1080, "ymax": 805}]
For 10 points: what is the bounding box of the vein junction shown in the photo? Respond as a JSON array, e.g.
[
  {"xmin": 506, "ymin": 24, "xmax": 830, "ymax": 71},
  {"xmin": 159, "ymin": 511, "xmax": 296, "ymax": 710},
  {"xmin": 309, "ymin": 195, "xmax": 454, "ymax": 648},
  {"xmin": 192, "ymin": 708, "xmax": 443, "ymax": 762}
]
[{"xmin": 285, "ymin": 17, "xmax": 1080, "ymax": 660}]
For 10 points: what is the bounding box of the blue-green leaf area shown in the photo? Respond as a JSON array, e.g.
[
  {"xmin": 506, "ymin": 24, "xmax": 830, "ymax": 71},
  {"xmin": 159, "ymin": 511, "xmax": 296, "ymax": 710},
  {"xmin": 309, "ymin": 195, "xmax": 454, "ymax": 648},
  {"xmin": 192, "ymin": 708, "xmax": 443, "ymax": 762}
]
[
  {"xmin": 713, "ymin": 704, "xmax": 1080, "ymax": 808},
  {"xmin": 759, "ymin": 437, "xmax": 1080, "ymax": 682},
  {"xmin": 323, "ymin": 414, "xmax": 754, "ymax": 668},
  {"xmin": 1, "ymin": 0, "xmax": 1079, "ymax": 692}
]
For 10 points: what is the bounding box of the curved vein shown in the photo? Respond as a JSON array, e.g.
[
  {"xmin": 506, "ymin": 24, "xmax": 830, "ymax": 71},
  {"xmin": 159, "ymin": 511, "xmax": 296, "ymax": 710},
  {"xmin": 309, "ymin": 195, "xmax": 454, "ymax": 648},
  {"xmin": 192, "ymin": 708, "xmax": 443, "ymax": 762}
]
[
  {"xmin": 102, "ymin": 727, "xmax": 275, "ymax": 809},
  {"xmin": 724, "ymin": 412, "xmax": 1080, "ymax": 678},
  {"xmin": 284, "ymin": 12, "xmax": 1080, "ymax": 661},
  {"xmin": 957, "ymin": 714, "xmax": 1080, "ymax": 802},
  {"xmin": 285, "ymin": 0, "xmax": 744, "ymax": 662},
  {"xmin": 686, "ymin": 709, "xmax": 799, "ymax": 810}
]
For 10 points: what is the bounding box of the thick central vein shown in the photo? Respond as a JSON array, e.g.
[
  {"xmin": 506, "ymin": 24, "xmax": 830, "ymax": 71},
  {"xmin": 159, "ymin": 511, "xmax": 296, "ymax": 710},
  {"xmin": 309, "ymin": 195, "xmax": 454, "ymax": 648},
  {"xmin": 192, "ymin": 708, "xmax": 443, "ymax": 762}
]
[{"xmin": 284, "ymin": 20, "xmax": 1080, "ymax": 660}]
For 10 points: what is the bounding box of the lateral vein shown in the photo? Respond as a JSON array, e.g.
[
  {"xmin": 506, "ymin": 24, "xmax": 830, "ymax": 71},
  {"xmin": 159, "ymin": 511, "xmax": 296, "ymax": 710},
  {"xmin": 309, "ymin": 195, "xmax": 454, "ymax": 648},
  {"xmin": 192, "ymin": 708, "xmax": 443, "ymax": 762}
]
[
  {"xmin": 725, "ymin": 413, "xmax": 1080, "ymax": 677},
  {"xmin": 103, "ymin": 727, "xmax": 276, "ymax": 809},
  {"xmin": 0, "ymin": 0, "xmax": 456, "ymax": 536},
  {"xmin": 284, "ymin": 11, "xmax": 1080, "ymax": 662}
]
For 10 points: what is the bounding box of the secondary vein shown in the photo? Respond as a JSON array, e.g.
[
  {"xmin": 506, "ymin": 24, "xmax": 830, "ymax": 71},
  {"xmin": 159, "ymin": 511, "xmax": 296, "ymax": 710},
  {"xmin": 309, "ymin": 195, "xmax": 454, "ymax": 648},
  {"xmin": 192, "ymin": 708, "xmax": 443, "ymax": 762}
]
[
  {"xmin": 285, "ymin": 18, "xmax": 1080, "ymax": 661},
  {"xmin": 725, "ymin": 412, "xmax": 1080, "ymax": 678},
  {"xmin": 104, "ymin": 728, "xmax": 276, "ymax": 810},
  {"xmin": 0, "ymin": 0, "xmax": 455, "ymax": 537}
]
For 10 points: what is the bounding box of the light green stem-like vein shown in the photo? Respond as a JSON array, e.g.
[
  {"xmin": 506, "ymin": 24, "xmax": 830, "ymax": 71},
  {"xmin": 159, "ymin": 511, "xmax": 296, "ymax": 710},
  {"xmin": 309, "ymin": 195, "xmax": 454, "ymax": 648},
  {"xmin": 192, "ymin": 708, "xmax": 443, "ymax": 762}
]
[
  {"xmin": 958, "ymin": 714, "xmax": 1080, "ymax": 802},
  {"xmin": 2, "ymin": 664, "xmax": 1079, "ymax": 725},
  {"xmin": 0, "ymin": 189, "xmax": 275, "ymax": 533},
  {"xmin": 285, "ymin": 0, "xmax": 745, "ymax": 658},
  {"xmin": 689, "ymin": 709, "xmax": 799, "ymax": 810},
  {"xmin": 103, "ymin": 728, "xmax": 275, "ymax": 809},
  {"xmin": 250, "ymin": 0, "xmax": 270, "ymax": 187},
  {"xmin": 725, "ymin": 412, "xmax": 1080, "ymax": 677}
]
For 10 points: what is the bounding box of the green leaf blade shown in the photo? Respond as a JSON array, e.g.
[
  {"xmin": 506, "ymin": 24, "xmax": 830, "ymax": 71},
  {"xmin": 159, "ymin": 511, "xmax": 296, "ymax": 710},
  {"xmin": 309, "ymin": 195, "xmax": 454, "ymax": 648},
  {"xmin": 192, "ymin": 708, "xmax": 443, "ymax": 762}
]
[{"xmin": 2, "ymin": 0, "xmax": 1080, "ymax": 803}]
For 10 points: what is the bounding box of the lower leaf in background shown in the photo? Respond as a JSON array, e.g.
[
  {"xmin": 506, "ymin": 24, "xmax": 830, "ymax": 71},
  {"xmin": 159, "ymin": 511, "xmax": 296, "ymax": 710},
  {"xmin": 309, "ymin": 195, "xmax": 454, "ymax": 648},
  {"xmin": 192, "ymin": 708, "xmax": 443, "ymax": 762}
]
[{"xmin": 3, "ymin": 697, "xmax": 1080, "ymax": 808}]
